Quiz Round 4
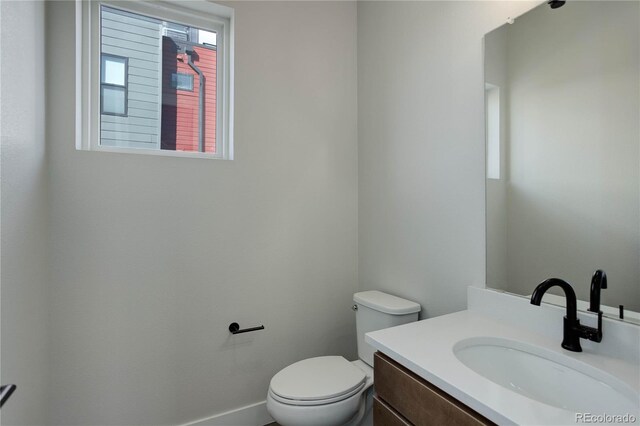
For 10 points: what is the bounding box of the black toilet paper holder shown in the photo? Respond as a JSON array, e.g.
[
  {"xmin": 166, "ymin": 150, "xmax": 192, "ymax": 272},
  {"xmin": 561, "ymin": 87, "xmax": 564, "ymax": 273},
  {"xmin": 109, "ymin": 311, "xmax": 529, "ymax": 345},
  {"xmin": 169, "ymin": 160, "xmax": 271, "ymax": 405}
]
[{"xmin": 228, "ymin": 322, "xmax": 265, "ymax": 334}]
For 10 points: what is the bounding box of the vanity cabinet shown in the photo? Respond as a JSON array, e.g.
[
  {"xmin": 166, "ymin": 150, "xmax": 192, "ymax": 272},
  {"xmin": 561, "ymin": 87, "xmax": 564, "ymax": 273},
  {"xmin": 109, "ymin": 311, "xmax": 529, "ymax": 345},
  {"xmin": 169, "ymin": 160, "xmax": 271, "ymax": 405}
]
[{"xmin": 373, "ymin": 352, "xmax": 494, "ymax": 426}]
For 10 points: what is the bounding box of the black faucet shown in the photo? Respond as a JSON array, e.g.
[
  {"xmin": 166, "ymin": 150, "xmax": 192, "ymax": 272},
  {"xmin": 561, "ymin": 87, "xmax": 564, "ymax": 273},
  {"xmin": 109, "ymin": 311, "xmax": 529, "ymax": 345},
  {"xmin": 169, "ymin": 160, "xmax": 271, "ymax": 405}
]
[
  {"xmin": 585, "ymin": 270, "xmax": 607, "ymax": 343},
  {"xmin": 588, "ymin": 270, "xmax": 607, "ymax": 313},
  {"xmin": 530, "ymin": 277, "xmax": 604, "ymax": 352}
]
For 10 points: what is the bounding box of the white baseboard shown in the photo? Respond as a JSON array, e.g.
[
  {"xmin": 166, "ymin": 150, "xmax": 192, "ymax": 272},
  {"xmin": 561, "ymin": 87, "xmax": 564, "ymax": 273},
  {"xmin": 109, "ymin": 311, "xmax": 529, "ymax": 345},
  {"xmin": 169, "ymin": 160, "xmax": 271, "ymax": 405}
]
[{"xmin": 180, "ymin": 401, "xmax": 274, "ymax": 426}]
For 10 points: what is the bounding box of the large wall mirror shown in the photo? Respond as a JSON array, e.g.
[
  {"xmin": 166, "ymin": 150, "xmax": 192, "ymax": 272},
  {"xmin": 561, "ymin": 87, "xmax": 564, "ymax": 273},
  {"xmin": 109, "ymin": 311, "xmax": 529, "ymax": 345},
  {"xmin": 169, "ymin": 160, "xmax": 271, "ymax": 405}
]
[{"xmin": 484, "ymin": 1, "xmax": 639, "ymax": 323}]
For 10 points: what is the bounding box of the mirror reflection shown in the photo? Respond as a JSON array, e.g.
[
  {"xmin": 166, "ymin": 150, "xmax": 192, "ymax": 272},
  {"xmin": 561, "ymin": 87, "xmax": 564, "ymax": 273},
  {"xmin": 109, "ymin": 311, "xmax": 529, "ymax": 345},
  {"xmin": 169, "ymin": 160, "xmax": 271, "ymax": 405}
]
[{"xmin": 484, "ymin": 1, "xmax": 639, "ymax": 320}]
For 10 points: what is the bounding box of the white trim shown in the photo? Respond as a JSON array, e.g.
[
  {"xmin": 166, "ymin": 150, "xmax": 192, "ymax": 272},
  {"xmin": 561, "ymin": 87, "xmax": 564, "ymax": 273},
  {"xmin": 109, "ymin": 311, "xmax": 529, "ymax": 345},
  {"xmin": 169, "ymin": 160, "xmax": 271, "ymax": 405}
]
[
  {"xmin": 179, "ymin": 401, "xmax": 273, "ymax": 426},
  {"xmin": 75, "ymin": 0, "xmax": 234, "ymax": 159},
  {"xmin": 93, "ymin": 145, "xmax": 227, "ymax": 160},
  {"xmin": 228, "ymin": 10, "xmax": 235, "ymax": 159},
  {"xmin": 75, "ymin": 0, "xmax": 83, "ymax": 149},
  {"xmin": 156, "ymin": 12, "xmax": 163, "ymax": 150}
]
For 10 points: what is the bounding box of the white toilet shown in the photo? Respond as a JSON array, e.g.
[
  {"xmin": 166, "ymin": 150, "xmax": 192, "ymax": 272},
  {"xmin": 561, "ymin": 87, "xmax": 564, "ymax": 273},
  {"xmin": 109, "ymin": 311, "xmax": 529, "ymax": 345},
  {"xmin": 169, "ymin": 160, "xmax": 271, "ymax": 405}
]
[{"xmin": 267, "ymin": 290, "xmax": 421, "ymax": 426}]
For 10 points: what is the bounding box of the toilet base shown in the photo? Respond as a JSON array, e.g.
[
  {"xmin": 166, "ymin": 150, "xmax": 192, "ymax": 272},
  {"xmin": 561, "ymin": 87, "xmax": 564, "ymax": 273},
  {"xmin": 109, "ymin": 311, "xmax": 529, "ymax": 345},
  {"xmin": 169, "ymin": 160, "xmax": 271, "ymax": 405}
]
[{"xmin": 343, "ymin": 387, "xmax": 374, "ymax": 426}]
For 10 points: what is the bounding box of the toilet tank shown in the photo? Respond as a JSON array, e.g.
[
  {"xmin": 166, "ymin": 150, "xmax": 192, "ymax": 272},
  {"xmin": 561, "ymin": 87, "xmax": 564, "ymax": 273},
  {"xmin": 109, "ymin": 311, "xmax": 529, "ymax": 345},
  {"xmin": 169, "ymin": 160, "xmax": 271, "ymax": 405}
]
[{"xmin": 353, "ymin": 291, "xmax": 421, "ymax": 366}]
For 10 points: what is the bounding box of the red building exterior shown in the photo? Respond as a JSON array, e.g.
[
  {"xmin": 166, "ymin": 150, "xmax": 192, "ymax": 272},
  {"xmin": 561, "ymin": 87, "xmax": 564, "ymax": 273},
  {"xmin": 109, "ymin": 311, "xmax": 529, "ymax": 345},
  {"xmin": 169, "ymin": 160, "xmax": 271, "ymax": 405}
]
[{"xmin": 161, "ymin": 37, "xmax": 216, "ymax": 153}]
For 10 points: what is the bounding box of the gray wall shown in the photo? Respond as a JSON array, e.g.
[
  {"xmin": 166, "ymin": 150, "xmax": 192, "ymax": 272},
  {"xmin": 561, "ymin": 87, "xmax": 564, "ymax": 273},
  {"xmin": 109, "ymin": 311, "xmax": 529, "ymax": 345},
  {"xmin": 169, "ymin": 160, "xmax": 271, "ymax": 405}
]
[
  {"xmin": 357, "ymin": 1, "xmax": 537, "ymax": 319},
  {"xmin": 46, "ymin": 1, "xmax": 357, "ymax": 425},
  {"xmin": 0, "ymin": 1, "xmax": 49, "ymax": 425},
  {"xmin": 100, "ymin": 7, "xmax": 162, "ymax": 149}
]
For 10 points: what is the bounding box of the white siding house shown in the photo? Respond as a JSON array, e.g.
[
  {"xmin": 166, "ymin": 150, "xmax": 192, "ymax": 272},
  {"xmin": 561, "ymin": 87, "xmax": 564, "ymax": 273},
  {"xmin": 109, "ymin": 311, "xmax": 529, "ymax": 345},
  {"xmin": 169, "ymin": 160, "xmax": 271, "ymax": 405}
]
[{"xmin": 100, "ymin": 6, "xmax": 162, "ymax": 149}]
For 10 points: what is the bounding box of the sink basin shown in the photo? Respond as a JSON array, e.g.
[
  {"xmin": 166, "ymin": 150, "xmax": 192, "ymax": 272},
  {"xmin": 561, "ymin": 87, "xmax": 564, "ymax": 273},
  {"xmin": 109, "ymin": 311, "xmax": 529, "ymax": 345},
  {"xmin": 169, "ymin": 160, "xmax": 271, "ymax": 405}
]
[{"xmin": 453, "ymin": 337, "xmax": 639, "ymax": 414}]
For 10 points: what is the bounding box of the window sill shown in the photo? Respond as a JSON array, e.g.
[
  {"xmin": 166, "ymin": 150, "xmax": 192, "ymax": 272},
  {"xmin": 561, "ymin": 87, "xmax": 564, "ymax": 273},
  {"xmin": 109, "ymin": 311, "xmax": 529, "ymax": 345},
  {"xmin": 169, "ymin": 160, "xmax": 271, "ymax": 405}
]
[{"xmin": 81, "ymin": 145, "xmax": 231, "ymax": 160}]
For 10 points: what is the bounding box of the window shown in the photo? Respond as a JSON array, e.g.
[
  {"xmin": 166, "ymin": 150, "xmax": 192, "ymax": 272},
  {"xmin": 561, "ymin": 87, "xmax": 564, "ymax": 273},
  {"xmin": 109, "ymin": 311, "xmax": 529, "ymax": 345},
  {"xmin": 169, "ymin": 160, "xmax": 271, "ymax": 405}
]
[
  {"xmin": 77, "ymin": 0, "xmax": 234, "ymax": 159},
  {"xmin": 172, "ymin": 73, "xmax": 194, "ymax": 91},
  {"xmin": 485, "ymin": 83, "xmax": 500, "ymax": 180},
  {"xmin": 101, "ymin": 55, "xmax": 128, "ymax": 116}
]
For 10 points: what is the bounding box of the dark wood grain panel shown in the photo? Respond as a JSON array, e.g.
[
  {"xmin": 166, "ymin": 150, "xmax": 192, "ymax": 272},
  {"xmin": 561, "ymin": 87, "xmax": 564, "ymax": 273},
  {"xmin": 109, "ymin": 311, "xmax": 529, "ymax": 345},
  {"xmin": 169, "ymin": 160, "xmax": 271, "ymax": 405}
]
[
  {"xmin": 374, "ymin": 352, "xmax": 494, "ymax": 426},
  {"xmin": 374, "ymin": 395, "xmax": 412, "ymax": 426}
]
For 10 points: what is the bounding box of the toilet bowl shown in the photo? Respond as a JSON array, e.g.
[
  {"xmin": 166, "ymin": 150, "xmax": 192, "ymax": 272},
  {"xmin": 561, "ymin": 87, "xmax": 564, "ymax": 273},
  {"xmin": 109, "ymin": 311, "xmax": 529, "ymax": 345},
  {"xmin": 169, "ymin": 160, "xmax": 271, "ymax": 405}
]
[
  {"xmin": 267, "ymin": 357, "xmax": 373, "ymax": 426},
  {"xmin": 266, "ymin": 291, "xmax": 421, "ymax": 426}
]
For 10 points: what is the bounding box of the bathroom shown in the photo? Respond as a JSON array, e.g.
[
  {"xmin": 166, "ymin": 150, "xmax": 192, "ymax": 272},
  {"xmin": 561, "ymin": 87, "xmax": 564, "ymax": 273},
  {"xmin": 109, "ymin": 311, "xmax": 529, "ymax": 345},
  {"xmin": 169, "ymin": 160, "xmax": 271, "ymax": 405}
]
[{"xmin": 0, "ymin": 0, "xmax": 638, "ymax": 425}]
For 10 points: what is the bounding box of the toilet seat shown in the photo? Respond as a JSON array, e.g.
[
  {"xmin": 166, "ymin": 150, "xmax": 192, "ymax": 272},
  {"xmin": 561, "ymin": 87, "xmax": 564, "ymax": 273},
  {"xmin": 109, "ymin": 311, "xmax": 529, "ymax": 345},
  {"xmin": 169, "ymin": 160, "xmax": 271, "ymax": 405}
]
[
  {"xmin": 269, "ymin": 356, "xmax": 366, "ymax": 406},
  {"xmin": 269, "ymin": 382, "xmax": 365, "ymax": 407}
]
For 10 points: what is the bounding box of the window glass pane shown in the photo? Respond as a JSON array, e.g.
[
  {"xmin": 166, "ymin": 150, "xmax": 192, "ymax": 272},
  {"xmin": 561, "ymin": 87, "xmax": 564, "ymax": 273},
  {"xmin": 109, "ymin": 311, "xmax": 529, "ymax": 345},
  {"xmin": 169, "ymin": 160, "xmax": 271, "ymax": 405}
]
[
  {"xmin": 100, "ymin": 5, "xmax": 218, "ymax": 153},
  {"xmin": 171, "ymin": 73, "xmax": 193, "ymax": 91},
  {"xmin": 102, "ymin": 57, "xmax": 126, "ymax": 86},
  {"xmin": 198, "ymin": 29, "xmax": 216, "ymax": 46},
  {"xmin": 102, "ymin": 86, "xmax": 126, "ymax": 115}
]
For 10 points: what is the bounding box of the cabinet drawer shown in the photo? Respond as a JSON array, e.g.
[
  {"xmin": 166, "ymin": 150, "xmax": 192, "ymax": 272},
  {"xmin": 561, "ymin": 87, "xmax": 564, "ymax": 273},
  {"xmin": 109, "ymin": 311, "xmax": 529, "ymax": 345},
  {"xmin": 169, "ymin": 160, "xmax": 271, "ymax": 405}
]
[
  {"xmin": 373, "ymin": 395, "xmax": 411, "ymax": 426},
  {"xmin": 374, "ymin": 352, "xmax": 493, "ymax": 426}
]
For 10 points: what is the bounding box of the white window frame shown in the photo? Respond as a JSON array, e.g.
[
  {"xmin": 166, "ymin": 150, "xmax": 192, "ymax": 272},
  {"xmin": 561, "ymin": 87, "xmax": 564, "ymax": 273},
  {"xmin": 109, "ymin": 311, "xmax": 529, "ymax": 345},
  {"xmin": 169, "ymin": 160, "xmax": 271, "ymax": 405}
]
[{"xmin": 76, "ymin": 0, "xmax": 234, "ymax": 160}]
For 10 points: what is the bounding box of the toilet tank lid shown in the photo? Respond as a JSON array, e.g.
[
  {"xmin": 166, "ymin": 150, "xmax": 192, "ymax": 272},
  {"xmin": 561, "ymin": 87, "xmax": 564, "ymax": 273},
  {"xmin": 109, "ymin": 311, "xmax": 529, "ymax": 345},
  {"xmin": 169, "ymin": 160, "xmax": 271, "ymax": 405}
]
[{"xmin": 353, "ymin": 291, "xmax": 421, "ymax": 315}]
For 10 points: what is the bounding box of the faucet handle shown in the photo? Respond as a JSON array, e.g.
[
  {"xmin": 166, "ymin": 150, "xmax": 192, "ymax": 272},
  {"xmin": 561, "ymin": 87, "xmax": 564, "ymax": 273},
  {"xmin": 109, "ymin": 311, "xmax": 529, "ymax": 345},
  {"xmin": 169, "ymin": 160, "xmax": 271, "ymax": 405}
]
[{"xmin": 580, "ymin": 311, "xmax": 603, "ymax": 343}]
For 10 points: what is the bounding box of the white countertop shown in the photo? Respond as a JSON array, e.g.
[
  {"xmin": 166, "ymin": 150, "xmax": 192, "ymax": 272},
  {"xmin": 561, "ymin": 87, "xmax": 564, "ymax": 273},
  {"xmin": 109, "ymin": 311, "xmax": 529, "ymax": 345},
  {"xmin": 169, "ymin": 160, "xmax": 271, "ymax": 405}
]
[{"xmin": 365, "ymin": 310, "xmax": 640, "ymax": 426}]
